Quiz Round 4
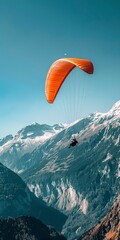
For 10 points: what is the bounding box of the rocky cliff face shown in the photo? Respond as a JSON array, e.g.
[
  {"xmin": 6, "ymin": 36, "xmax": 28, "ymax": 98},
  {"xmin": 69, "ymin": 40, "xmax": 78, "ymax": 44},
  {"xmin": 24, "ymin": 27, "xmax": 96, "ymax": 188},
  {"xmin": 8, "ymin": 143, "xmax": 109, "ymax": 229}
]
[{"xmin": 78, "ymin": 195, "xmax": 120, "ymax": 240}]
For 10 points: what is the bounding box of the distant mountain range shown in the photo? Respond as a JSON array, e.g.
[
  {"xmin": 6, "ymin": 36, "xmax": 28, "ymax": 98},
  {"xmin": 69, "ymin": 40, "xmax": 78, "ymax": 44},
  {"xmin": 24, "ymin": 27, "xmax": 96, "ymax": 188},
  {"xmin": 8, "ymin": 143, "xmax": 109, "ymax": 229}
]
[
  {"xmin": 0, "ymin": 123, "xmax": 64, "ymax": 171},
  {"xmin": 0, "ymin": 101, "xmax": 120, "ymax": 240},
  {"xmin": 0, "ymin": 216, "xmax": 67, "ymax": 240},
  {"xmin": 78, "ymin": 194, "xmax": 120, "ymax": 240}
]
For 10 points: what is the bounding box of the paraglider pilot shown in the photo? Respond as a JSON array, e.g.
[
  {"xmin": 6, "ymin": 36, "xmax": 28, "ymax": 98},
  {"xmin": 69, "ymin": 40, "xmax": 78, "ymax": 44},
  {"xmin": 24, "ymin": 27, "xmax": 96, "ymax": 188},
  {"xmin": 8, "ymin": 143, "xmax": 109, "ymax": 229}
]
[{"xmin": 69, "ymin": 137, "xmax": 78, "ymax": 148}]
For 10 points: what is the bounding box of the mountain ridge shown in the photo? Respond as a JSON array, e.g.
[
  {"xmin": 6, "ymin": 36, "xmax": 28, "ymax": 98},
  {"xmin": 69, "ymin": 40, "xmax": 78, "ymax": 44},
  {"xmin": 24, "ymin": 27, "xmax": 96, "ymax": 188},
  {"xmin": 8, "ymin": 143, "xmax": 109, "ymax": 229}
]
[{"xmin": 0, "ymin": 123, "xmax": 64, "ymax": 171}]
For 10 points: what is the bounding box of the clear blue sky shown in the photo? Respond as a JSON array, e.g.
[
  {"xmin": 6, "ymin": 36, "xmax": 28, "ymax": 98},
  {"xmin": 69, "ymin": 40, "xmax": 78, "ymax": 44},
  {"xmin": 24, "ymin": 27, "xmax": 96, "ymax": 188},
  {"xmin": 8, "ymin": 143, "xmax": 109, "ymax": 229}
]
[{"xmin": 0, "ymin": 0, "xmax": 120, "ymax": 137}]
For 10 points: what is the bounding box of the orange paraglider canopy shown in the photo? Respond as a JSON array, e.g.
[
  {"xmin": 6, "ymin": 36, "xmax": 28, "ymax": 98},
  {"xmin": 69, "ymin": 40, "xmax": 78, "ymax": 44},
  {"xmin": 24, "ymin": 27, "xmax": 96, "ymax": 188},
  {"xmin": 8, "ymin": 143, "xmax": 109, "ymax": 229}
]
[{"xmin": 45, "ymin": 58, "xmax": 94, "ymax": 103}]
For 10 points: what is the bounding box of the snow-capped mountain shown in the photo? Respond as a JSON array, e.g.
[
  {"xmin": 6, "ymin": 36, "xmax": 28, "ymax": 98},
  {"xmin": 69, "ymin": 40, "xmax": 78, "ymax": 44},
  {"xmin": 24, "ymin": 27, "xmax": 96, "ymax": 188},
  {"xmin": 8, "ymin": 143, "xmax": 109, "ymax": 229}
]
[
  {"xmin": 0, "ymin": 122, "xmax": 64, "ymax": 171},
  {"xmin": 0, "ymin": 216, "xmax": 67, "ymax": 240},
  {"xmin": 78, "ymin": 194, "xmax": 120, "ymax": 240},
  {"xmin": 0, "ymin": 163, "xmax": 67, "ymax": 231},
  {"xmin": 0, "ymin": 101, "xmax": 120, "ymax": 239},
  {"xmin": 0, "ymin": 134, "xmax": 13, "ymax": 146},
  {"xmin": 20, "ymin": 101, "xmax": 119, "ymax": 240}
]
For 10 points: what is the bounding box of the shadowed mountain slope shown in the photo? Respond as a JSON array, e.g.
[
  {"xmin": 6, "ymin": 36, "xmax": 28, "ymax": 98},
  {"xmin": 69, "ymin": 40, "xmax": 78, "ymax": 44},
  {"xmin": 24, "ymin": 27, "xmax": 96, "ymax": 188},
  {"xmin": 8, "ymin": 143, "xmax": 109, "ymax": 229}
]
[
  {"xmin": 0, "ymin": 216, "xmax": 67, "ymax": 240},
  {"xmin": 0, "ymin": 163, "xmax": 67, "ymax": 232}
]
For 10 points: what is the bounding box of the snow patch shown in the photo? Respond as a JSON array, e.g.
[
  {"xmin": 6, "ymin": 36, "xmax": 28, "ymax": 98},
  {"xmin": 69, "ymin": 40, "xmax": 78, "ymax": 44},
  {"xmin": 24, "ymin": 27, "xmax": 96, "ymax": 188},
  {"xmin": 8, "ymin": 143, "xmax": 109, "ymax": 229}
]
[
  {"xmin": 103, "ymin": 153, "xmax": 112, "ymax": 162},
  {"xmin": 115, "ymin": 135, "xmax": 120, "ymax": 145},
  {"xmin": 102, "ymin": 165, "xmax": 110, "ymax": 178},
  {"xmin": 26, "ymin": 132, "xmax": 33, "ymax": 136},
  {"xmin": 17, "ymin": 169, "xmax": 24, "ymax": 174},
  {"xmin": 76, "ymin": 226, "xmax": 82, "ymax": 235},
  {"xmin": 117, "ymin": 162, "xmax": 120, "ymax": 178}
]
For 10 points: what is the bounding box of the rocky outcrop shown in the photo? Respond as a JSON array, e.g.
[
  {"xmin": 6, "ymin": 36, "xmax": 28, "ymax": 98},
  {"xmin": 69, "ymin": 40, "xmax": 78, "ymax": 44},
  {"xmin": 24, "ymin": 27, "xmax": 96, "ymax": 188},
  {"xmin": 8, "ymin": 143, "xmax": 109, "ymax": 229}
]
[{"xmin": 78, "ymin": 195, "xmax": 120, "ymax": 240}]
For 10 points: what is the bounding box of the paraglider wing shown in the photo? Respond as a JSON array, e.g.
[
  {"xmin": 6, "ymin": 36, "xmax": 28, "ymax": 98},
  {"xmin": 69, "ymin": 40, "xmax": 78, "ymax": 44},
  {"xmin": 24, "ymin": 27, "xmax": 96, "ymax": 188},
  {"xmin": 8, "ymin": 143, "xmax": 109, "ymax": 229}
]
[{"xmin": 45, "ymin": 58, "xmax": 94, "ymax": 103}]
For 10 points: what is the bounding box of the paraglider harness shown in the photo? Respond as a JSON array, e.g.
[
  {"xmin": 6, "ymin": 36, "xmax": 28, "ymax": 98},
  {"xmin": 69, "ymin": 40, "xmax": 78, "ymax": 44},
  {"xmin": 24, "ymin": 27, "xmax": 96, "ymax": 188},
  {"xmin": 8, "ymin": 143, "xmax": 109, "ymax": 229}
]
[{"xmin": 69, "ymin": 137, "xmax": 78, "ymax": 148}]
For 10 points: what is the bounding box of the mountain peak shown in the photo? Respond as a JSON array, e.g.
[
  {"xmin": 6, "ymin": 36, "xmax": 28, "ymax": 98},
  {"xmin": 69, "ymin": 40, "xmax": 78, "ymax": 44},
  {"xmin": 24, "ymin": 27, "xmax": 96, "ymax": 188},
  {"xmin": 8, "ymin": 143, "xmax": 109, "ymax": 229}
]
[
  {"xmin": 108, "ymin": 100, "xmax": 120, "ymax": 116},
  {"xmin": 111, "ymin": 100, "xmax": 120, "ymax": 110},
  {"xmin": 15, "ymin": 123, "xmax": 64, "ymax": 140},
  {"xmin": 0, "ymin": 134, "xmax": 13, "ymax": 146}
]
